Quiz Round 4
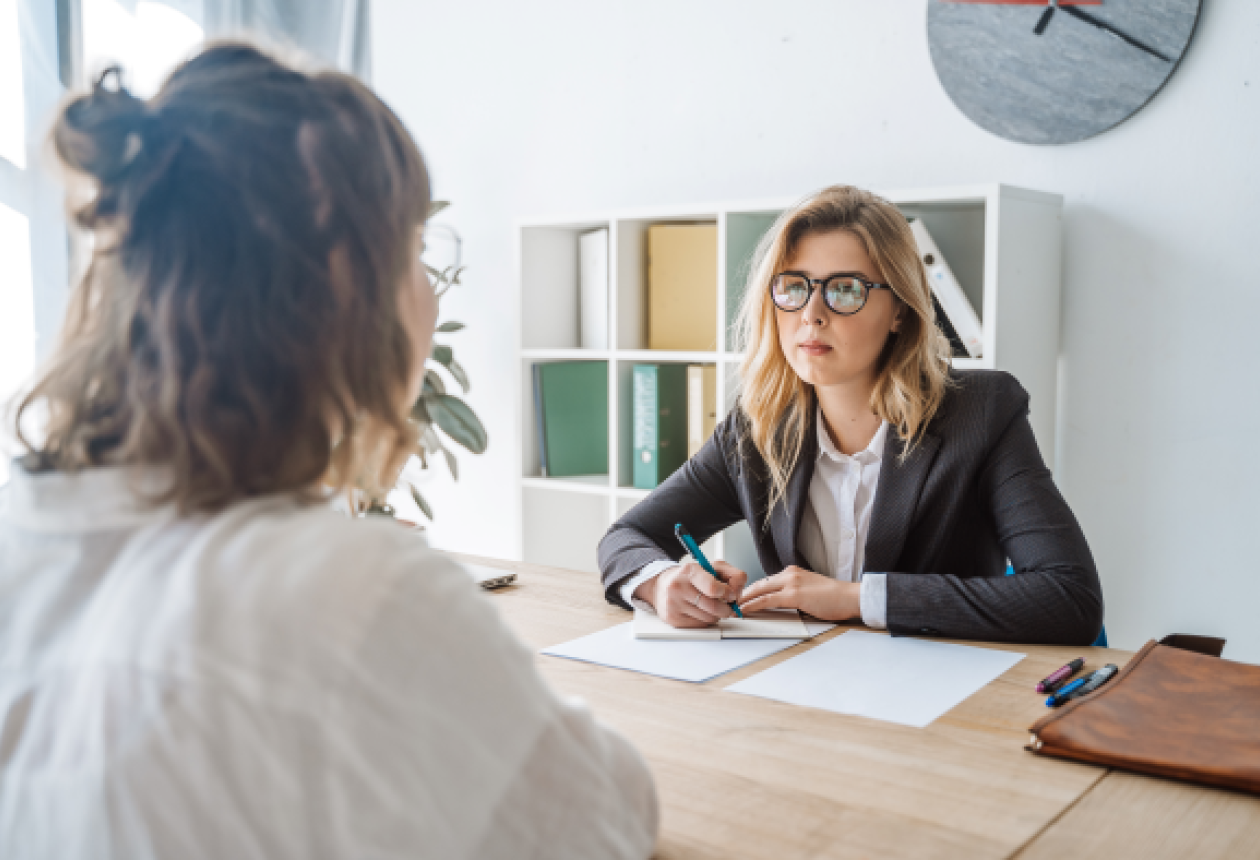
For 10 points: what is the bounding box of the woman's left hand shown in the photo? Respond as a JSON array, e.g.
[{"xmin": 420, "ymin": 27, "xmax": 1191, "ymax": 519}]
[{"xmin": 737, "ymin": 566, "xmax": 862, "ymax": 622}]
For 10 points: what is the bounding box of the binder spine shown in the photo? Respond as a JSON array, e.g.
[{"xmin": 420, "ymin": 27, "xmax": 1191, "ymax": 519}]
[
  {"xmin": 533, "ymin": 363, "xmax": 547, "ymax": 477},
  {"xmin": 687, "ymin": 366, "xmax": 704, "ymax": 459},
  {"xmin": 633, "ymin": 365, "xmax": 659, "ymax": 489}
]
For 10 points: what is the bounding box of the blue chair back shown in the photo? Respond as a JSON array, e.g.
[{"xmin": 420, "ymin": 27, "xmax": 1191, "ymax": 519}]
[{"xmin": 1005, "ymin": 565, "xmax": 1107, "ymax": 647}]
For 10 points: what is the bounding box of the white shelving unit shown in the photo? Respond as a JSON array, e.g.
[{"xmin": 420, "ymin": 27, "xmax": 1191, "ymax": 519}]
[{"xmin": 517, "ymin": 184, "xmax": 1063, "ymax": 575}]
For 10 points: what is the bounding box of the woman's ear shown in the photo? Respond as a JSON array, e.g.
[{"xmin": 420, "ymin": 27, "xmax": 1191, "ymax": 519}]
[{"xmin": 890, "ymin": 297, "xmax": 907, "ymax": 334}]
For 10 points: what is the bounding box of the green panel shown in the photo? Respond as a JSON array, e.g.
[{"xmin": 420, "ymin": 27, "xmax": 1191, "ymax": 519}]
[
  {"xmin": 632, "ymin": 364, "xmax": 689, "ymax": 489},
  {"xmin": 725, "ymin": 212, "xmax": 781, "ymax": 351},
  {"xmin": 537, "ymin": 361, "xmax": 608, "ymax": 477}
]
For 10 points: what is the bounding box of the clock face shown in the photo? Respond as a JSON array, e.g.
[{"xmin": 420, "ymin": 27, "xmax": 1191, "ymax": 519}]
[{"xmin": 928, "ymin": 0, "xmax": 1202, "ymax": 145}]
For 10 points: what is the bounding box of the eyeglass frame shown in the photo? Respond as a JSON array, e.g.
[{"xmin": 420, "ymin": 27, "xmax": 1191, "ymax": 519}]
[{"xmin": 769, "ymin": 271, "xmax": 895, "ymax": 316}]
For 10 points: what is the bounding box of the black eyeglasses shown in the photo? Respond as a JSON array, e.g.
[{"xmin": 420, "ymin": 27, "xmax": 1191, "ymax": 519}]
[{"xmin": 770, "ymin": 272, "xmax": 893, "ymax": 316}]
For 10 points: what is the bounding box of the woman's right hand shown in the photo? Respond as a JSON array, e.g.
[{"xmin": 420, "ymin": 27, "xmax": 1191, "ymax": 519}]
[{"xmin": 634, "ymin": 561, "xmax": 749, "ymax": 628}]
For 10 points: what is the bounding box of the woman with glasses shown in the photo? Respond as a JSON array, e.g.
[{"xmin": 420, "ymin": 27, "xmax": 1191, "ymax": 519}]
[{"xmin": 598, "ymin": 185, "xmax": 1103, "ymax": 644}]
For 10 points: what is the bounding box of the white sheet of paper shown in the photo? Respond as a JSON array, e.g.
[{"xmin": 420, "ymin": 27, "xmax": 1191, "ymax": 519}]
[
  {"xmin": 541, "ymin": 622, "xmax": 801, "ymax": 683},
  {"xmin": 633, "ymin": 607, "xmax": 810, "ymax": 640},
  {"xmin": 802, "ymin": 618, "xmax": 837, "ymax": 637},
  {"xmin": 726, "ymin": 629, "xmax": 1024, "ymax": 728}
]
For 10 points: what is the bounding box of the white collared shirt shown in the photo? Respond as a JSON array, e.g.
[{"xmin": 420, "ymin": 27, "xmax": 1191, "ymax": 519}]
[
  {"xmin": 620, "ymin": 408, "xmax": 888, "ymax": 628},
  {"xmin": 0, "ymin": 465, "xmax": 657, "ymax": 860}
]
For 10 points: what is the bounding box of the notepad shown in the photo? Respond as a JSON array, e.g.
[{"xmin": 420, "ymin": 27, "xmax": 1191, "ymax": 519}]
[
  {"xmin": 633, "ymin": 607, "xmax": 810, "ymax": 640},
  {"xmin": 726, "ymin": 630, "xmax": 1025, "ymax": 728}
]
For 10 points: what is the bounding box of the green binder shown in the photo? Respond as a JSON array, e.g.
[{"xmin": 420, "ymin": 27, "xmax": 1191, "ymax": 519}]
[
  {"xmin": 536, "ymin": 361, "xmax": 608, "ymax": 477},
  {"xmin": 632, "ymin": 364, "xmax": 688, "ymax": 489}
]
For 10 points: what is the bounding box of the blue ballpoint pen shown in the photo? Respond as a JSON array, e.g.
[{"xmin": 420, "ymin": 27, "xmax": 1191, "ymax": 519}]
[
  {"xmin": 674, "ymin": 523, "xmax": 743, "ymax": 618},
  {"xmin": 1045, "ymin": 676, "xmax": 1088, "ymax": 707}
]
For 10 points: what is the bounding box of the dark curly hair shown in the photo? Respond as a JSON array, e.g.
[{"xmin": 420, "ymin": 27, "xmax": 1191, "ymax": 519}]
[{"xmin": 15, "ymin": 41, "xmax": 431, "ymax": 511}]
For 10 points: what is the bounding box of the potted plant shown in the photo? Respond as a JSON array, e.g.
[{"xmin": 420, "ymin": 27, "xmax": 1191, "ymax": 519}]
[{"xmin": 368, "ymin": 202, "xmax": 487, "ymax": 523}]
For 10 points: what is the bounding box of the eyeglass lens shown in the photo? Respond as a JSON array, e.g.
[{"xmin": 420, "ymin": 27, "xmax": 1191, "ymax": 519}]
[{"xmin": 772, "ymin": 275, "xmax": 867, "ymax": 314}]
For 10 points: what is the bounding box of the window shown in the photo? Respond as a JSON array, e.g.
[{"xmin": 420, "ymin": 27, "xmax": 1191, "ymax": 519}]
[
  {"xmin": 0, "ymin": 202, "xmax": 35, "ymax": 473},
  {"xmin": 0, "ymin": 0, "xmax": 25, "ymax": 168},
  {"xmin": 82, "ymin": 0, "xmax": 203, "ymax": 95}
]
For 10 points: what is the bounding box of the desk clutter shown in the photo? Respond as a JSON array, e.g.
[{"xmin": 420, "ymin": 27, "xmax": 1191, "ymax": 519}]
[{"xmin": 1028, "ymin": 634, "xmax": 1260, "ymax": 796}]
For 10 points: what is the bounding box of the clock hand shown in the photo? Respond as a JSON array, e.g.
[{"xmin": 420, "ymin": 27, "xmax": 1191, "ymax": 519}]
[
  {"xmin": 1059, "ymin": 5, "xmax": 1173, "ymax": 62},
  {"xmin": 1034, "ymin": 0, "xmax": 1058, "ymax": 36}
]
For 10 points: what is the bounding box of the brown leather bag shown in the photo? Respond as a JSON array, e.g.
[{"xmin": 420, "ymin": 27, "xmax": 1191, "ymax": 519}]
[{"xmin": 1028, "ymin": 635, "xmax": 1260, "ymax": 795}]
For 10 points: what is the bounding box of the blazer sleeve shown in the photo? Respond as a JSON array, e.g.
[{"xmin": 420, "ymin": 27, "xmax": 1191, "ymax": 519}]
[
  {"xmin": 597, "ymin": 415, "xmax": 747, "ymax": 609},
  {"xmin": 884, "ymin": 397, "xmax": 1105, "ymax": 646}
]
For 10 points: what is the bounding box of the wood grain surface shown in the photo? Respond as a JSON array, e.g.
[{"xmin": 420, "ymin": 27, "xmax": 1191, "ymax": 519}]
[{"xmin": 452, "ymin": 553, "xmax": 1260, "ymax": 859}]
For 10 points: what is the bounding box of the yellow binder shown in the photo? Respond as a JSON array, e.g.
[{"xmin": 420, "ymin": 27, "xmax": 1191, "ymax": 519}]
[{"xmin": 648, "ymin": 224, "xmax": 718, "ymax": 351}]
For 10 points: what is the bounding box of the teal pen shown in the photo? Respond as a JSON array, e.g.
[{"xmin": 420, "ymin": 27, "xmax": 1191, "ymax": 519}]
[
  {"xmin": 1045, "ymin": 676, "xmax": 1088, "ymax": 708},
  {"xmin": 674, "ymin": 524, "xmax": 743, "ymax": 618}
]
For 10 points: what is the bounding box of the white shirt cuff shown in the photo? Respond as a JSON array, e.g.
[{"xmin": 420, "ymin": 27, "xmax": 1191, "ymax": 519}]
[
  {"xmin": 860, "ymin": 573, "xmax": 887, "ymax": 629},
  {"xmin": 619, "ymin": 560, "xmax": 681, "ymax": 611}
]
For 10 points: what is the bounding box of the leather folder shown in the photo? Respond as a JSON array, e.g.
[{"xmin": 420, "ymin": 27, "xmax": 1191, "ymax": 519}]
[{"xmin": 1028, "ymin": 635, "xmax": 1260, "ymax": 795}]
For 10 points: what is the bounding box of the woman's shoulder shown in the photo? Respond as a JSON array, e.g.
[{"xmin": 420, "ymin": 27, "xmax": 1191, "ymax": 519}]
[
  {"xmin": 189, "ymin": 502, "xmax": 497, "ymax": 663},
  {"xmin": 935, "ymin": 369, "xmax": 1030, "ymax": 427}
]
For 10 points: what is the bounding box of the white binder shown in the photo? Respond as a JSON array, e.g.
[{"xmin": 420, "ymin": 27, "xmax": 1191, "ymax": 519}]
[
  {"xmin": 578, "ymin": 228, "xmax": 609, "ymax": 350},
  {"xmin": 909, "ymin": 218, "xmax": 984, "ymax": 359}
]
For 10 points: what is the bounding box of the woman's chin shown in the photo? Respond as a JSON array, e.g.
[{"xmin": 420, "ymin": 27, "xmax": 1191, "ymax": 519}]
[{"xmin": 792, "ymin": 360, "xmax": 872, "ymax": 389}]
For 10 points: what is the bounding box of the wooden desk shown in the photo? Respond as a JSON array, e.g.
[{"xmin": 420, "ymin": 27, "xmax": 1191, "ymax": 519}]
[{"xmin": 455, "ymin": 555, "xmax": 1260, "ymax": 860}]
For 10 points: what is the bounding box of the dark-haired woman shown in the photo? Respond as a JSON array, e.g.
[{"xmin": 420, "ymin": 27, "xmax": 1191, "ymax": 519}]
[{"xmin": 0, "ymin": 44, "xmax": 656, "ymax": 859}]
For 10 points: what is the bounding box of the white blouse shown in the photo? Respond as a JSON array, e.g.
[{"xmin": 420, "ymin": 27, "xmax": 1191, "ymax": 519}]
[{"xmin": 0, "ymin": 465, "xmax": 657, "ymax": 860}]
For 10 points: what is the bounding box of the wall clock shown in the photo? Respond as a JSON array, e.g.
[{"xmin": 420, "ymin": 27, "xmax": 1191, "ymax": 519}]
[{"xmin": 928, "ymin": 0, "xmax": 1203, "ymax": 145}]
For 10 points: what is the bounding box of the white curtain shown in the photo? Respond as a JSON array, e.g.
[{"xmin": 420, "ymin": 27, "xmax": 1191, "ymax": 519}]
[{"xmin": 203, "ymin": 0, "xmax": 371, "ymax": 80}]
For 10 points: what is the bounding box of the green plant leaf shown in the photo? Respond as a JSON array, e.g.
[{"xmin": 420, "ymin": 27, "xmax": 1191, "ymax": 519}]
[
  {"xmin": 443, "ymin": 448, "xmax": 459, "ymax": 481},
  {"xmin": 429, "ymin": 201, "xmax": 450, "ymax": 217},
  {"xmin": 427, "ymin": 394, "xmax": 488, "ymax": 454},
  {"xmin": 410, "ymin": 397, "xmax": 431, "ymax": 422},
  {"xmin": 423, "ymin": 369, "xmax": 446, "ymax": 396},
  {"xmin": 447, "ymin": 357, "xmax": 470, "ymax": 393},
  {"xmin": 409, "ymin": 484, "xmax": 434, "ymax": 520},
  {"xmin": 431, "ymin": 344, "xmax": 453, "ymax": 365},
  {"xmin": 437, "ymin": 321, "xmax": 465, "ymax": 333}
]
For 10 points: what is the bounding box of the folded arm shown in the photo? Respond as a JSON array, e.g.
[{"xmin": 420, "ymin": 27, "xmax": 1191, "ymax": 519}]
[{"xmin": 886, "ymin": 407, "xmax": 1104, "ymax": 645}]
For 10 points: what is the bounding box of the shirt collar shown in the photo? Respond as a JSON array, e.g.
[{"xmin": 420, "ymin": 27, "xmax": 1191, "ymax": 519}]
[
  {"xmin": 1, "ymin": 462, "xmax": 180, "ymax": 533},
  {"xmin": 815, "ymin": 406, "xmax": 888, "ymax": 466}
]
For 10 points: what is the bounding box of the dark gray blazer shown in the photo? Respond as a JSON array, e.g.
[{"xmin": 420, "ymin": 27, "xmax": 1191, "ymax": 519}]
[{"xmin": 598, "ymin": 370, "xmax": 1104, "ymax": 645}]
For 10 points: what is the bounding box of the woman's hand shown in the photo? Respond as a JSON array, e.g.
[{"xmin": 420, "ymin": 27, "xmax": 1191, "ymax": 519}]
[
  {"xmin": 635, "ymin": 561, "xmax": 749, "ymax": 628},
  {"xmin": 737, "ymin": 566, "xmax": 862, "ymax": 622}
]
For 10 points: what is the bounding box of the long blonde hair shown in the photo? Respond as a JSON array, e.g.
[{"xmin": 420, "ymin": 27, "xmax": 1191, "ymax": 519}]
[
  {"xmin": 14, "ymin": 43, "xmax": 430, "ymax": 512},
  {"xmin": 734, "ymin": 185, "xmax": 952, "ymax": 519}
]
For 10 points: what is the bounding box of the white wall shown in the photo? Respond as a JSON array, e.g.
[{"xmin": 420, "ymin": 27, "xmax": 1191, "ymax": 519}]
[{"xmin": 372, "ymin": 0, "xmax": 1260, "ymax": 663}]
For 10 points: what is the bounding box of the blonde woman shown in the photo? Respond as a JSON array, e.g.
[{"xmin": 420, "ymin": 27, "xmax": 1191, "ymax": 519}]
[
  {"xmin": 599, "ymin": 185, "xmax": 1103, "ymax": 645},
  {"xmin": 0, "ymin": 44, "xmax": 656, "ymax": 859}
]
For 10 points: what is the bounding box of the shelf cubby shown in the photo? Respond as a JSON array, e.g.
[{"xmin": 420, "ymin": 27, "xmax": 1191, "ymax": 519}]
[
  {"xmin": 612, "ymin": 214, "xmax": 720, "ymax": 352},
  {"xmin": 520, "ymin": 221, "xmax": 610, "ymax": 350},
  {"xmin": 614, "ymin": 358, "xmax": 719, "ymax": 490},
  {"xmin": 520, "ymin": 356, "xmax": 610, "ymax": 483}
]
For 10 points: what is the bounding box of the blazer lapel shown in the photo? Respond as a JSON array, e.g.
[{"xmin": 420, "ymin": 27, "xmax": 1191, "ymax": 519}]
[
  {"xmin": 769, "ymin": 414, "xmax": 817, "ymax": 571},
  {"xmin": 863, "ymin": 429, "xmax": 941, "ymax": 573}
]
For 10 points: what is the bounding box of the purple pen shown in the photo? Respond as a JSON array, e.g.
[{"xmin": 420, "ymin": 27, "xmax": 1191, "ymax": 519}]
[{"xmin": 1036, "ymin": 658, "xmax": 1084, "ymax": 693}]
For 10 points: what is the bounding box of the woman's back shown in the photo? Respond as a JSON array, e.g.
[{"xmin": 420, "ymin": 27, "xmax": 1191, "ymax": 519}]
[{"xmin": 0, "ymin": 464, "xmax": 656, "ymax": 858}]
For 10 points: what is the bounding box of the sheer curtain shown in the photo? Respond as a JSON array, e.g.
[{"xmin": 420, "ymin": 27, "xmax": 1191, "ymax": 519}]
[{"xmin": 204, "ymin": 0, "xmax": 371, "ymax": 80}]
